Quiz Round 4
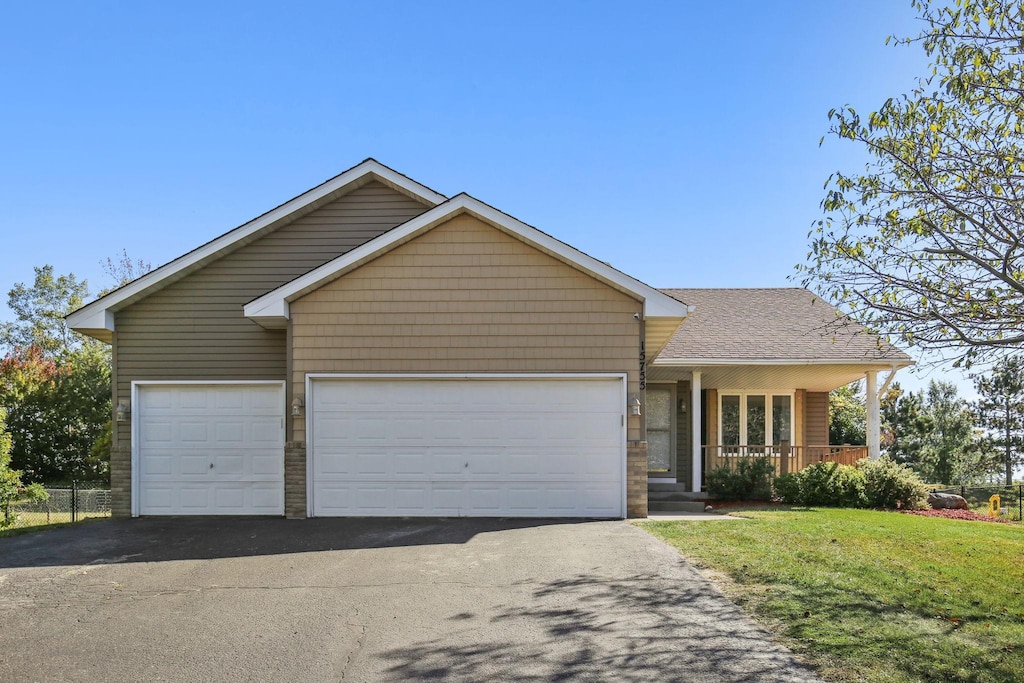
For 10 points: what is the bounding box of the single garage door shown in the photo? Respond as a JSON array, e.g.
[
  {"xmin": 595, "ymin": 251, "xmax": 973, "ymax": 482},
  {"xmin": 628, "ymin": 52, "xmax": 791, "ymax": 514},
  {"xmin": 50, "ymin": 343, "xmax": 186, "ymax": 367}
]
[
  {"xmin": 135, "ymin": 383, "xmax": 285, "ymax": 515},
  {"xmin": 308, "ymin": 376, "xmax": 625, "ymax": 518}
]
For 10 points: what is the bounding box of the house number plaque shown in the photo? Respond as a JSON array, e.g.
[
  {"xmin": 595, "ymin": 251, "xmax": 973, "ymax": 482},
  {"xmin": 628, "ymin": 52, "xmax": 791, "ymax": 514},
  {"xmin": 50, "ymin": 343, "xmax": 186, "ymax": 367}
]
[{"xmin": 639, "ymin": 341, "xmax": 646, "ymax": 390}]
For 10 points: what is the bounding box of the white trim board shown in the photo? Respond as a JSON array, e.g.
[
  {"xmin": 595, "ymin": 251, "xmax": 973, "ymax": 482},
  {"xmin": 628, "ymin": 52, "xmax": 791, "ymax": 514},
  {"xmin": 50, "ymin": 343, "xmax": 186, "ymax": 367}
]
[
  {"xmin": 653, "ymin": 358, "xmax": 914, "ymax": 367},
  {"xmin": 246, "ymin": 194, "xmax": 690, "ymax": 327},
  {"xmin": 68, "ymin": 159, "xmax": 446, "ymax": 340}
]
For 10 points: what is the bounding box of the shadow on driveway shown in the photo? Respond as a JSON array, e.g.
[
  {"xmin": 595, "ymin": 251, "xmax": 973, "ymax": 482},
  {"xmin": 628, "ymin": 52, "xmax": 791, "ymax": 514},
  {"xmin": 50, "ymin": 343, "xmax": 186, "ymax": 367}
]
[
  {"xmin": 380, "ymin": 571, "xmax": 818, "ymax": 682},
  {"xmin": 0, "ymin": 516, "xmax": 587, "ymax": 569}
]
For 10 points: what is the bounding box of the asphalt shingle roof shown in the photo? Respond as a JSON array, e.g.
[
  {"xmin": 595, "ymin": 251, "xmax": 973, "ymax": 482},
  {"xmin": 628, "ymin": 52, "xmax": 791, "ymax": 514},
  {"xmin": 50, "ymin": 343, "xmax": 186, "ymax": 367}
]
[{"xmin": 657, "ymin": 288, "xmax": 912, "ymax": 363}]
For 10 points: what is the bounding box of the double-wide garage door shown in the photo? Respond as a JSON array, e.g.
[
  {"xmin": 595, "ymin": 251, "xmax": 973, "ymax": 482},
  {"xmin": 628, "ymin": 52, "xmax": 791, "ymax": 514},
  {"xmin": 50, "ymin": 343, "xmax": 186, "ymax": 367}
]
[
  {"xmin": 136, "ymin": 383, "xmax": 285, "ymax": 515},
  {"xmin": 308, "ymin": 376, "xmax": 626, "ymax": 518}
]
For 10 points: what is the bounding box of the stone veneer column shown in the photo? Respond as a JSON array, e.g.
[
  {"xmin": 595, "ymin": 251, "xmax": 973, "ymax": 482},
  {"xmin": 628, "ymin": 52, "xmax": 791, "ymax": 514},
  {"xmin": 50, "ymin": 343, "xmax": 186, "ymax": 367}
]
[
  {"xmin": 284, "ymin": 442, "xmax": 307, "ymax": 519},
  {"xmin": 109, "ymin": 445, "xmax": 132, "ymax": 518},
  {"xmin": 627, "ymin": 440, "xmax": 648, "ymax": 518}
]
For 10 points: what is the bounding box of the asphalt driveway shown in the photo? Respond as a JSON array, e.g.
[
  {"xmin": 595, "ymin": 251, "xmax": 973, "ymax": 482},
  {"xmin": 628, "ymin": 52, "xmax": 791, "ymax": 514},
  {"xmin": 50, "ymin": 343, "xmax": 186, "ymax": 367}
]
[{"xmin": 0, "ymin": 518, "xmax": 820, "ymax": 682}]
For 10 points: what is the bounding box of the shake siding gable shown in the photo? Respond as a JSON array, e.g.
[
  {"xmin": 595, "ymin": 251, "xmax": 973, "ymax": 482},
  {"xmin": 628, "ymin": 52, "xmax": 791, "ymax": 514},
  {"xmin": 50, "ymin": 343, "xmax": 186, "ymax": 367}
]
[{"xmin": 289, "ymin": 213, "xmax": 644, "ymax": 443}]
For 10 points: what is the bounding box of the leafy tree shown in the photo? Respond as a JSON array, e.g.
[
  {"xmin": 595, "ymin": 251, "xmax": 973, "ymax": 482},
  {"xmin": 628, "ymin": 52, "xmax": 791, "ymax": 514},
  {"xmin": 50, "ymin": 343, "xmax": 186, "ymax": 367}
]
[
  {"xmin": 829, "ymin": 381, "xmax": 866, "ymax": 445},
  {"xmin": 973, "ymin": 355, "xmax": 1024, "ymax": 484},
  {"xmin": 919, "ymin": 380, "xmax": 977, "ymax": 484},
  {"xmin": 0, "ymin": 265, "xmax": 91, "ymax": 356},
  {"xmin": 879, "ymin": 380, "xmax": 993, "ymax": 484},
  {"xmin": 0, "ymin": 344, "xmax": 110, "ymax": 482},
  {"xmin": 0, "ymin": 263, "xmax": 127, "ymax": 483},
  {"xmin": 881, "ymin": 383, "xmax": 932, "ymax": 466},
  {"xmin": 0, "ymin": 406, "xmax": 47, "ymax": 528},
  {"xmin": 799, "ymin": 0, "xmax": 1024, "ymax": 368}
]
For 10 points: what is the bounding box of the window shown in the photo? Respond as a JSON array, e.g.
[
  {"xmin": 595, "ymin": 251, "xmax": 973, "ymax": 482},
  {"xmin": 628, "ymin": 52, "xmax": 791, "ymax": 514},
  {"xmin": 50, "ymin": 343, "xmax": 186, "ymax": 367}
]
[{"xmin": 719, "ymin": 392, "xmax": 793, "ymax": 445}]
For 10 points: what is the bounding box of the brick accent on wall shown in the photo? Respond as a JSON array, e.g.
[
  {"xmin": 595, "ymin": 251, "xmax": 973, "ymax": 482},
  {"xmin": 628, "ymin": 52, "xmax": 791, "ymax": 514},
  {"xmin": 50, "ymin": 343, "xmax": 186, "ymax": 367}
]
[
  {"xmin": 627, "ymin": 441, "xmax": 648, "ymax": 518},
  {"xmin": 285, "ymin": 442, "xmax": 307, "ymax": 519},
  {"xmin": 110, "ymin": 445, "xmax": 132, "ymax": 519}
]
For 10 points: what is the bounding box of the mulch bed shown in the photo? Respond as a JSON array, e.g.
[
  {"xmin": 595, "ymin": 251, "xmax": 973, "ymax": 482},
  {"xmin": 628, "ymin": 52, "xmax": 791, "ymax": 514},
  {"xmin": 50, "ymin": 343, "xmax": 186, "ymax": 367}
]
[
  {"xmin": 705, "ymin": 502, "xmax": 1018, "ymax": 524},
  {"xmin": 901, "ymin": 508, "xmax": 1017, "ymax": 524}
]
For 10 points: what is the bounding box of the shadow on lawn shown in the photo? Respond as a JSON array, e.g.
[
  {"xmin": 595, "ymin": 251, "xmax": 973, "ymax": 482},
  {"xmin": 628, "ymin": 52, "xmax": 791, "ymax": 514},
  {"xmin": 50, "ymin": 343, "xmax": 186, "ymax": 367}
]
[
  {"xmin": 780, "ymin": 582, "xmax": 1024, "ymax": 682},
  {"xmin": 380, "ymin": 572, "xmax": 821, "ymax": 683}
]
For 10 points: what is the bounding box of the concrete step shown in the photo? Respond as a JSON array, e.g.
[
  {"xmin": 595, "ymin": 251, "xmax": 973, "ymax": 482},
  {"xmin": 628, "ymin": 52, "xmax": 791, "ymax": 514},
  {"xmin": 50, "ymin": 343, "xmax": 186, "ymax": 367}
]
[
  {"xmin": 647, "ymin": 482, "xmax": 697, "ymax": 493},
  {"xmin": 648, "ymin": 501, "xmax": 709, "ymax": 513},
  {"xmin": 648, "ymin": 492, "xmax": 708, "ymax": 503}
]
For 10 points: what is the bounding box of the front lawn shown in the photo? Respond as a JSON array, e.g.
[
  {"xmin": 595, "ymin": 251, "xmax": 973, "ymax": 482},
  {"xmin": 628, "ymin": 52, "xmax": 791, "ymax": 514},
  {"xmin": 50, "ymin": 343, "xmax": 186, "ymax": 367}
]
[{"xmin": 640, "ymin": 509, "xmax": 1024, "ymax": 683}]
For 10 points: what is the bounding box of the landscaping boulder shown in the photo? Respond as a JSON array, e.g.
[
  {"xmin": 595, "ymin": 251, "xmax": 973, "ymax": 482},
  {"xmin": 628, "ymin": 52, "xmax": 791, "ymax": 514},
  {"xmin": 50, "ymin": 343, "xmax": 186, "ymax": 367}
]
[{"xmin": 928, "ymin": 492, "xmax": 969, "ymax": 510}]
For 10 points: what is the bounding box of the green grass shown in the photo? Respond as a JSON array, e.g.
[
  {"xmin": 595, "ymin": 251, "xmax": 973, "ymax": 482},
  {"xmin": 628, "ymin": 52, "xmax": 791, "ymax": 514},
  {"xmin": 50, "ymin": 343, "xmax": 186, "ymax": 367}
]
[
  {"xmin": 640, "ymin": 509, "xmax": 1024, "ymax": 683},
  {"xmin": 0, "ymin": 516, "xmax": 109, "ymax": 539}
]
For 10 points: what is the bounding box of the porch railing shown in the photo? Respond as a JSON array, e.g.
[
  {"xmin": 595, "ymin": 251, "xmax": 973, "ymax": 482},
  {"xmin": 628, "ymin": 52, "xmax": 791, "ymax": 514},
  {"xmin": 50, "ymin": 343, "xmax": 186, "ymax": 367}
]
[{"xmin": 702, "ymin": 444, "xmax": 869, "ymax": 477}]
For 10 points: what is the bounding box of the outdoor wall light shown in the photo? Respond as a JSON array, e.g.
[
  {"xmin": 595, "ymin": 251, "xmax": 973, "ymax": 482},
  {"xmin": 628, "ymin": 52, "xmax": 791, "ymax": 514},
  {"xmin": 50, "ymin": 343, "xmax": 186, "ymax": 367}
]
[
  {"xmin": 115, "ymin": 398, "xmax": 131, "ymax": 423},
  {"xmin": 291, "ymin": 396, "xmax": 305, "ymax": 417},
  {"xmin": 629, "ymin": 397, "xmax": 642, "ymax": 417}
]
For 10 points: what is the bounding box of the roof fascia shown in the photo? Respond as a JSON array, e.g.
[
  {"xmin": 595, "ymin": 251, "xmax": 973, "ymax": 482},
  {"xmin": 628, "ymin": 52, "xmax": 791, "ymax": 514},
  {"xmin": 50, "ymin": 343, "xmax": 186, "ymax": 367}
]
[
  {"xmin": 653, "ymin": 357, "xmax": 915, "ymax": 367},
  {"xmin": 244, "ymin": 194, "xmax": 691, "ymax": 324},
  {"xmin": 67, "ymin": 159, "xmax": 446, "ymax": 334}
]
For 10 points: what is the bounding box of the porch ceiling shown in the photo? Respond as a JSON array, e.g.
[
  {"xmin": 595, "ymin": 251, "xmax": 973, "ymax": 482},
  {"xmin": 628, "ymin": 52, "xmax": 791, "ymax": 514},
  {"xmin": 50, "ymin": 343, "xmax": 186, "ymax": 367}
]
[{"xmin": 647, "ymin": 362, "xmax": 902, "ymax": 392}]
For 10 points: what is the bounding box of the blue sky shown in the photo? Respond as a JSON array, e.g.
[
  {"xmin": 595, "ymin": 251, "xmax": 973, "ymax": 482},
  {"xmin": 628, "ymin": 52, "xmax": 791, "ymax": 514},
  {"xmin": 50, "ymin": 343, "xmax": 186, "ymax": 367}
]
[{"xmin": 0, "ymin": 1, "xmax": 971, "ymax": 395}]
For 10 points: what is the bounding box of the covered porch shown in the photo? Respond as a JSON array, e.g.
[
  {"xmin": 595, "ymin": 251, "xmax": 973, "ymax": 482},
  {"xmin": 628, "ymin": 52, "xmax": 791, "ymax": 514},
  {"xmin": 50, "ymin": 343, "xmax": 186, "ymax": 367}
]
[{"xmin": 643, "ymin": 362, "xmax": 901, "ymax": 493}]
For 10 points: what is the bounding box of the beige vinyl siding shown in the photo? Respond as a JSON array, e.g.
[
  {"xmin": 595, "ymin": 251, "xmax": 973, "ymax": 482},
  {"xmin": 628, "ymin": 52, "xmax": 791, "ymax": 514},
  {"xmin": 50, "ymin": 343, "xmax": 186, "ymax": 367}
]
[
  {"xmin": 290, "ymin": 213, "xmax": 643, "ymax": 442},
  {"xmin": 804, "ymin": 391, "xmax": 830, "ymax": 445},
  {"xmin": 114, "ymin": 180, "xmax": 429, "ymax": 445}
]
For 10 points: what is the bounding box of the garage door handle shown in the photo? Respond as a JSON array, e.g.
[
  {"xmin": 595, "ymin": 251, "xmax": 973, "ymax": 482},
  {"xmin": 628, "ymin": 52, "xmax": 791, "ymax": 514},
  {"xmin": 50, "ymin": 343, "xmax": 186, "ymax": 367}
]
[{"xmin": 209, "ymin": 463, "xmax": 214, "ymax": 469}]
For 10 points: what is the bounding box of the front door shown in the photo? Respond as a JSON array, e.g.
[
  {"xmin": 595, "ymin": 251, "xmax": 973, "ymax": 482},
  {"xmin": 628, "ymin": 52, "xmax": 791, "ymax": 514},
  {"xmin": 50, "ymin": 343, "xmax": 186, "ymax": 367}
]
[{"xmin": 646, "ymin": 385, "xmax": 674, "ymax": 478}]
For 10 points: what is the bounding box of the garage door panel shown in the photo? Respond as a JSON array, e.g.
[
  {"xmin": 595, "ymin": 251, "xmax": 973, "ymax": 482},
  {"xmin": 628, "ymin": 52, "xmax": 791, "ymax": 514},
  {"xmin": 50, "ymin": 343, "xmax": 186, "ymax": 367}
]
[
  {"xmin": 394, "ymin": 486, "xmax": 428, "ymax": 511},
  {"xmin": 393, "ymin": 451, "xmax": 427, "ymax": 475},
  {"xmin": 141, "ymin": 421, "xmax": 174, "ymax": 444},
  {"xmin": 178, "ymin": 454, "xmax": 210, "ymax": 475},
  {"xmin": 179, "ymin": 487, "xmax": 211, "ymax": 510},
  {"xmin": 354, "ymin": 453, "xmax": 390, "ymax": 475},
  {"xmin": 251, "ymin": 486, "xmax": 283, "ymax": 510},
  {"xmin": 179, "ymin": 422, "xmax": 209, "ymax": 442},
  {"xmin": 317, "ymin": 453, "xmax": 351, "ymax": 475},
  {"xmin": 466, "ymin": 486, "xmax": 502, "ymax": 512},
  {"xmin": 432, "ymin": 452, "xmax": 466, "ymax": 476},
  {"xmin": 251, "ymin": 453, "xmax": 284, "ymax": 476},
  {"xmin": 310, "ymin": 378, "xmax": 624, "ymax": 517},
  {"xmin": 141, "ymin": 453, "xmax": 175, "ymax": 476},
  {"xmin": 137, "ymin": 384, "xmax": 284, "ymax": 516},
  {"xmin": 213, "ymin": 454, "xmax": 245, "ymax": 476}
]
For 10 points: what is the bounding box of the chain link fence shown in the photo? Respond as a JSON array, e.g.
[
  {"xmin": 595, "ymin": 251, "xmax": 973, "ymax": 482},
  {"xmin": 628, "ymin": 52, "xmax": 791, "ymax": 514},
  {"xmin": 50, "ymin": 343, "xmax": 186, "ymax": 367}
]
[
  {"xmin": 932, "ymin": 484, "xmax": 1023, "ymax": 522},
  {"xmin": 3, "ymin": 481, "xmax": 111, "ymax": 529}
]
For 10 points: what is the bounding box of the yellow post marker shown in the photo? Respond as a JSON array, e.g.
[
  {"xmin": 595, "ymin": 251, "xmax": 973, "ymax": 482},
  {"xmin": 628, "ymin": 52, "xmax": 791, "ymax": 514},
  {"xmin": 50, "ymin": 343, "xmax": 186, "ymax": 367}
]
[{"xmin": 988, "ymin": 494, "xmax": 1001, "ymax": 517}]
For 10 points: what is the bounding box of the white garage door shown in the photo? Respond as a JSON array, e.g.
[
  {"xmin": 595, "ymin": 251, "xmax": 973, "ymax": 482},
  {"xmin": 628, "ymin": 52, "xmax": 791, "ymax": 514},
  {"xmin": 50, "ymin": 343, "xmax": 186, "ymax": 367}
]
[
  {"xmin": 308, "ymin": 376, "xmax": 625, "ymax": 518},
  {"xmin": 135, "ymin": 383, "xmax": 285, "ymax": 515}
]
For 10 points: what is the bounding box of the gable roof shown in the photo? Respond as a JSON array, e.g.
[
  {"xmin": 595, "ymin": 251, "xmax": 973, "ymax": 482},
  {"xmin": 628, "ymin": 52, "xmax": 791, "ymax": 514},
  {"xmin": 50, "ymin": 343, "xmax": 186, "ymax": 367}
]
[
  {"xmin": 66, "ymin": 159, "xmax": 446, "ymax": 341},
  {"xmin": 654, "ymin": 288, "xmax": 913, "ymax": 366},
  {"xmin": 244, "ymin": 193, "xmax": 691, "ymax": 327}
]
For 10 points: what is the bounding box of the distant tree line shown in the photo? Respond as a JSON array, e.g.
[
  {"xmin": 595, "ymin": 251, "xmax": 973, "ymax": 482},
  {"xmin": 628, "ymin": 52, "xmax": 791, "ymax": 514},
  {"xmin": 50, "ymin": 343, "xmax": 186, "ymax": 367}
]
[{"xmin": 829, "ymin": 356, "xmax": 1024, "ymax": 486}]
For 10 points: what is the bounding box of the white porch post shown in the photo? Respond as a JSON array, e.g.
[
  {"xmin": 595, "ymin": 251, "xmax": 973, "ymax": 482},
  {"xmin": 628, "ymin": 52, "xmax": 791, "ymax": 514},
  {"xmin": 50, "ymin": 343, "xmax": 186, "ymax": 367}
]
[
  {"xmin": 866, "ymin": 370, "xmax": 880, "ymax": 460},
  {"xmin": 691, "ymin": 371, "xmax": 702, "ymax": 491}
]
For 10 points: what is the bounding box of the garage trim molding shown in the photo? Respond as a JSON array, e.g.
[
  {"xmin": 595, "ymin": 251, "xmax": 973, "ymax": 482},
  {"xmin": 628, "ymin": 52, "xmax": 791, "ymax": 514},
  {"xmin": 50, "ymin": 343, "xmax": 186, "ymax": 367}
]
[
  {"xmin": 130, "ymin": 380, "xmax": 287, "ymax": 517},
  {"xmin": 304, "ymin": 373, "xmax": 629, "ymax": 518}
]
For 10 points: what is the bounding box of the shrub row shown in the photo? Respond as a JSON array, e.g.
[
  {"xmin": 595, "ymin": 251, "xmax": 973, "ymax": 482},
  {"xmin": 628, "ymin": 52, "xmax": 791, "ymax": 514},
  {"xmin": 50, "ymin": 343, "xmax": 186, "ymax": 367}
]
[{"xmin": 706, "ymin": 456, "xmax": 930, "ymax": 510}]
